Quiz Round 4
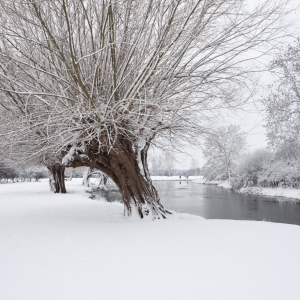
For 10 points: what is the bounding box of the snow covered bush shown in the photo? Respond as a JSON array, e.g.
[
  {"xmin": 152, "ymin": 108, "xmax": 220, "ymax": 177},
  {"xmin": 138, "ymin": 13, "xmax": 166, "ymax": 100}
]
[
  {"xmin": 231, "ymin": 149, "xmax": 273, "ymax": 189},
  {"xmin": 0, "ymin": 163, "xmax": 46, "ymax": 184},
  {"xmin": 232, "ymin": 142, "xmax": 300, "ymax": 190},
  {"xmin": 0, "ymin": 163, "xmax": 18, "ymax": 183},
  {"xmin": 268, "ymin": 141, "xmax": 300, "ymax": 188}
]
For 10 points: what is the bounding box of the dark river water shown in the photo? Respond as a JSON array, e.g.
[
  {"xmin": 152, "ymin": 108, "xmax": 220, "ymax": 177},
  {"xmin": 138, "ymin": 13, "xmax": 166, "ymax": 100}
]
[{"xmin": 90, "ymin": 180, "xmax": 300, "ymax": 226}]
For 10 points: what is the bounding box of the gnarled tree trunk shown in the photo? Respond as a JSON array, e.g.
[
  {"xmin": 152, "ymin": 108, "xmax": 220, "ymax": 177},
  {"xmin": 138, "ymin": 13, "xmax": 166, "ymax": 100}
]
[
  {"xmin": 47, "ymin": 163, "xmax": 67, "ymax": 193},
  {"xmin": 63, "ymin": 138, "xmax": 170, "ymax": 219}
]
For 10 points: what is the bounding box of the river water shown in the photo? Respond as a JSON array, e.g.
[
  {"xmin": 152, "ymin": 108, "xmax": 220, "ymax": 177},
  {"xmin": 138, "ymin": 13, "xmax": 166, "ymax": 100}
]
[{"xmin": 90, "ymin": 180, "xmax": 300, "ymax": 226}]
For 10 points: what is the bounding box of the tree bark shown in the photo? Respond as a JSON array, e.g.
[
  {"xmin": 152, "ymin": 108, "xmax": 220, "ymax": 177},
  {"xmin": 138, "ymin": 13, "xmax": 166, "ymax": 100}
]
[
  {"xmin": 47, "ymin": 163, "xmax": 67, "ymax": 193},
  {"xmin": 64, "ymin": 138, "xmax": 170, "ymax": 218}
]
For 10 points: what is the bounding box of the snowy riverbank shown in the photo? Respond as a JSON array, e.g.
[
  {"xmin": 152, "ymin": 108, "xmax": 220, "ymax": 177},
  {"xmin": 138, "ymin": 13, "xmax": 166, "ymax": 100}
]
[
  {"xmin": 239, "ymin": 186, "xmax": 300, "ymax": 201},
  {"xmin": 192, "ymin": 178, "xmax": 233, "ymax": 189},
  {"xmin": 193, "ymin": 177, "xmax": 300, "ymax": 201},
  {"xmin": 1, "ymin": 179, "xmax": 300, "ymax": 300}
]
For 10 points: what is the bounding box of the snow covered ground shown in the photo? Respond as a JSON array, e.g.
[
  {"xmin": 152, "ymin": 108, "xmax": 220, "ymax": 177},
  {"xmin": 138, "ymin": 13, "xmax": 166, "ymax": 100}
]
[
  {"xmin": 217, "ymin": 181, "xmax": 232, "ymax": 189},
  {"xmin": 1, "ymin": 179, "xmax": 300, "ymax": 300}
]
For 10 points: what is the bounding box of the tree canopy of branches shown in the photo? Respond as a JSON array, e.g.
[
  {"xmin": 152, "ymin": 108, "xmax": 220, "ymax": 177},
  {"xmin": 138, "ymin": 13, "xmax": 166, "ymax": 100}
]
[
  {"xmin": 203, "ymin": 125, "xmax": 246, "ymax": 180},
  {"xmin": 0, "ymin": 0, "xmax": 289, "ymax": 218}
]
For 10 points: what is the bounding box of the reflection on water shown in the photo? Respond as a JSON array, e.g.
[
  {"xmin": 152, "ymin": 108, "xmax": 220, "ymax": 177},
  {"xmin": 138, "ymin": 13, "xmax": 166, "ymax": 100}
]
[{"xmin": 89, "ymin": 181, "xmax": 300, "ymax": 226}]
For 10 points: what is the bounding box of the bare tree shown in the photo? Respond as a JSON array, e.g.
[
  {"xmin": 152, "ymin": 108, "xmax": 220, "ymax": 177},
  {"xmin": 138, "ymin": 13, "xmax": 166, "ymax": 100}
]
[
  {"xmin": 0, "ymin": 0, "xmax": 290, "ymax": 218},
  {"xmin": 163, "ymin": 153, "xmax": 175, "ymax": 177},
  {"xmin": 203, "ymin": 125, "xmax": 247, "ymax": 180},
  {"xmin": 189, "ymin": 157, "xmax": 201, "ymax": 176},
  {"xmin": 150, "ymin": 153, "xmax": 163, "ymax": 176},
  {"xmin": 264, "ymin": 38, "xmax": 300, "ymax": 148}
]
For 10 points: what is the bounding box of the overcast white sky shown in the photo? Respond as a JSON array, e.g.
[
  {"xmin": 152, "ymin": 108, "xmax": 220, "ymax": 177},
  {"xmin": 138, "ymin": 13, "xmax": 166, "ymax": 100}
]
[{"xmin": 175, "ymin": 103, "xmax": 268, "ymax": 170}]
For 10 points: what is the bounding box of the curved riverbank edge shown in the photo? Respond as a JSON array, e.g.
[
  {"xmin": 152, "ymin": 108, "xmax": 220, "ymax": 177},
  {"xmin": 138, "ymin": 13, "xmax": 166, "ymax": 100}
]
[
  {"xmin": 193, "ymin": 178, "xmax": 300, "ymax": 202},
  {"xmin": 192, "ymin": 178, "xmax": 232, "ymax": 189},
  {"xmin": 238, "ymin": 186, "xmax": 300, "ymax": 202}
]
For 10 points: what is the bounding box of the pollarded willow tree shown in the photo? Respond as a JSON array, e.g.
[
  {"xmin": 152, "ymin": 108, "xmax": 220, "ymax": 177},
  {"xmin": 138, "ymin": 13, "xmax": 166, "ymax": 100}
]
[{"xmin": 0, "ymin": 0, "xmax": 290, "ymax": 218}]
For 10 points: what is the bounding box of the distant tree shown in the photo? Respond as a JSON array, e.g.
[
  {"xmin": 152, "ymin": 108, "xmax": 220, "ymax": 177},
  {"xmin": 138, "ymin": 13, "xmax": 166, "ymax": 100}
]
[
  {"xmin": 203, "ymin": 125, "xmax": 246, "ymax": 180},
  {"xmin": 150, "ymin": 152, "xmax": 174, "ymax": 176},
  {"xmin": 262, "ymin": 40, "xmax": 300, "ymax": 188},
  {"xmin": 18, "ymin": 166, "xmax": 47, "ymax": 182},
  {"xmin": 0, "ymin": 162, "xmax": 18, "ymax": 183},
  {"xmin": 264, "ymin": 38, "xmax": 300, "ymax": 148},
  {"xmin": 150, "ymin": 154, "xmax": 163, "ymax": 176},
  {"xmin": 163, "ymin": 153, "xmax": 175, "ymax": 177},
  {"xmin": 189, "ymin": 158, "xmax": 201, "ymax": 176}
]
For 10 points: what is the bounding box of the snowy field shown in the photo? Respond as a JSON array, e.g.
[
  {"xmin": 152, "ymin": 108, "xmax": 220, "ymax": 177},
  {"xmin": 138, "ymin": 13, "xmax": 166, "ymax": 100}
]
[{"xmin": 1, "ymin": 179, "xmax": 300, "ymax": 300}]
